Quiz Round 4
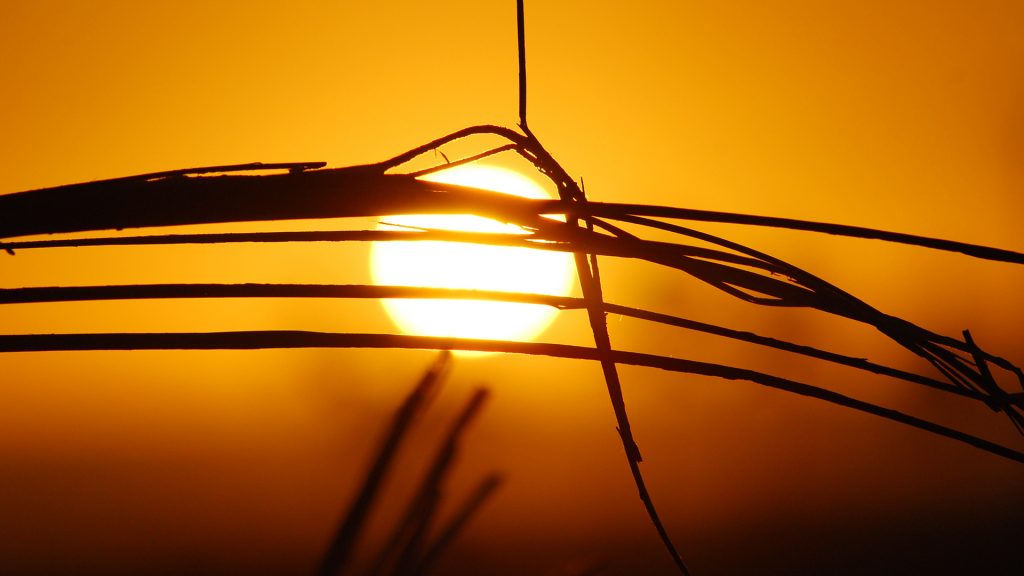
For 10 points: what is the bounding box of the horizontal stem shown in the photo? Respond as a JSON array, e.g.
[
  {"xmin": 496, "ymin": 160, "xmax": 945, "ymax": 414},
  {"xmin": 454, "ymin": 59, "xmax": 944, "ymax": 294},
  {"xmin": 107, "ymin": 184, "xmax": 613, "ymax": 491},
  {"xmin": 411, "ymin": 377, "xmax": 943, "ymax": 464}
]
[
  {"xmin": 0, "ymin": 283, "xmax": 993, "ymax": 403},
  {"xmin": 0, "ymin": 330, "xmax": 1021, "ymax": 465},
  {"xmin": 574, "ymin": 202, "xmax": 1024, "ymax": 265},
  {"xmin": 5, "ymin": 167, "xmax": 1020, "ymax": 264}
]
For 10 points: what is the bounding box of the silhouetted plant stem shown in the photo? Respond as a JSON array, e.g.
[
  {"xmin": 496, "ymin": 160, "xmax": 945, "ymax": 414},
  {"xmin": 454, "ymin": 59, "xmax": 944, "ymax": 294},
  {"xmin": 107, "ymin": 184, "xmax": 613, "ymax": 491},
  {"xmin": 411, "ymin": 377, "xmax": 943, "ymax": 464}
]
[
  {"xmin": 517, "ymin": 0, "xmax": 528, "ymax": 131},
  {"xmin": 517, "ymin": 107, "xmax": 693, "ymax": 576},
  {"xmin": 406, "ymin": 144, "xmax": 518, "ymax": 178},
  {"xmin": 4, "ymin": 144, "xmax": 1023, "ymax": 267},
  {"xmin": 318, "ymin": 352, "xmax": 450, "ymax": 576},
  {"xmin": 568, "ymin": 243, "xmax": 691, "ymax": 575},
  {"xmin": 413, "ymin": 473, "xmax": 504, "ymax": 575},
  {"xmin": 504, "ymin": 7, "xmax": 691, "ymax": 559},
  {"xmin": 371, "ymin": 124, "xmax": 530, "ymax": 173},
  {"xmin": 3, "ymin": 331, "xmax": 1020, "ymax": 464},
  {"xmin": 4, "ymin": 166, "xmax": 1022, "ymax": 435},
  {"xmin": 7, "ymin": 282, "xmax": 1012, "ymax": 405},
  {"xmin": 576, "ymin": 202, "xmax": 1024, "ymax": 265},
  {"xmin": 388, "ymin": 388, "xmax": 490, "ymax": 576},
  {"xmin": 0, "ymin": 227, "xmax": 774, "ymax": 273}
]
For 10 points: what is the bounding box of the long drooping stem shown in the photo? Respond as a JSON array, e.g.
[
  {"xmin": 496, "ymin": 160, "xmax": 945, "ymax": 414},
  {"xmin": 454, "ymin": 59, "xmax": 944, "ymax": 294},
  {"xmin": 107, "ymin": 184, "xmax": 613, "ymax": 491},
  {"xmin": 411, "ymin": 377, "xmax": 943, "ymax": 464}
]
[{"xmin": 513, "ymin": 0, "xmax": 691, "ymax": 572}]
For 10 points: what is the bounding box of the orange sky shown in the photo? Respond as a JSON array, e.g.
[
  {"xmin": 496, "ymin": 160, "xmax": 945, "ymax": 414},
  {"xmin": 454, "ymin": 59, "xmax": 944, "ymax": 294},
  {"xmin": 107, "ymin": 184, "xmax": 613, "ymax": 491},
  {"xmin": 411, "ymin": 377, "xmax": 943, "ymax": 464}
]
[{"xmin": 2, "ymin": 1, "xmax": 1023, "ymax": 574}]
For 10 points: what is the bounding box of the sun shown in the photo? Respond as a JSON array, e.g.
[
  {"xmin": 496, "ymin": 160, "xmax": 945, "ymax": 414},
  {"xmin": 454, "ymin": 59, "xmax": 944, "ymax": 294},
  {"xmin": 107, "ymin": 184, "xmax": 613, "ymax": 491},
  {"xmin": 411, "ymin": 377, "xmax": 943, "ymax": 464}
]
[{"xmin": 370, "ymin": 164, "xmax": 575, "ymax": 349}]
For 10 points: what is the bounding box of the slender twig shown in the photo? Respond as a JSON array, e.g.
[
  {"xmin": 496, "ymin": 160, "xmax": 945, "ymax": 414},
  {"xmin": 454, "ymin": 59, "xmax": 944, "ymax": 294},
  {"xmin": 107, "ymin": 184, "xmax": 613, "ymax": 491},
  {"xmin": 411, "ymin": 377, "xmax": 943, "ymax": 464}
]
[
  {"xmin": 577, "ymin": 202, "xmax": 1024, "ymax": 265},
  {"xmin": 517, "ymin": 0, "xmax": 528, "ymax": 130},
  {"xmin": 0, "ymin": 227, "xmax": 767, "ymax": 273},
  {"xmin": 2, "ymin": 331, "xmax": 1022, "ymax": 465},
  {"xmin": 0, "ymin": 283, "xmax": 573, "ymax": 308},
  {"xmin": 371, "ymin": 125, "xmax": 530, "ymax": 174},
  {"xmin": 515, "ymin": 27, "xmax": 691, "ymax": 575},
  {"xmin": 71, "ymin": 161, "xmax": 328, "ymax": 186},
  {"xmin": 4, "ymin": 282, "xmax": 1012, "ymax": 406},
  {"xmin": 0, "ymin": 229, "xmax": 556, "ymax": 252},
  {"xmin": 507, "ymin": 6, "xmax": 689, "ymax": 565},
  {"xmin": 406, "ymin": 144, "xmax": 519, "ymax": 179}
]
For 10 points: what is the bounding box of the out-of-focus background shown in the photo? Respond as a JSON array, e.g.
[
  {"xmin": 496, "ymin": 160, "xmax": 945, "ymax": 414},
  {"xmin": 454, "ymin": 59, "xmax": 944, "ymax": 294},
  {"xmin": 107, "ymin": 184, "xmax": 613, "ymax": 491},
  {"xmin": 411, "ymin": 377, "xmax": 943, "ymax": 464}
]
[{"xmin": 2, "ymin": 1, "xmax": 1022, "ymax": 574}]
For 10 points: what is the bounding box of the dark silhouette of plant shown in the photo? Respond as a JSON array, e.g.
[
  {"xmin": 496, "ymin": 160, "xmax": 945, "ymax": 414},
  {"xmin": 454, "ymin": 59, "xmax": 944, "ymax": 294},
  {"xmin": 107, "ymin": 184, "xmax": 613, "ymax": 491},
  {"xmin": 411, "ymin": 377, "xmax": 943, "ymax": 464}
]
[
  {"xmin": 1, "ymin": 1, "xmax": 1022, "ymax": 574},
  {"xmin": 317, "ymin": 351, "xmax": 501, "ymax": 576}
]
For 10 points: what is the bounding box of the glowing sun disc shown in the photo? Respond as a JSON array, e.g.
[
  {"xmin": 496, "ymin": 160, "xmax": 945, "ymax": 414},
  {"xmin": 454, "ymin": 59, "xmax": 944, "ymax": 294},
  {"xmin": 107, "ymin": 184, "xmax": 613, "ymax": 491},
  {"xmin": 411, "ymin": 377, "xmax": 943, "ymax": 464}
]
[{"xmin": 370, "ymin": 165, "xmax": 574, "ymax": 351}]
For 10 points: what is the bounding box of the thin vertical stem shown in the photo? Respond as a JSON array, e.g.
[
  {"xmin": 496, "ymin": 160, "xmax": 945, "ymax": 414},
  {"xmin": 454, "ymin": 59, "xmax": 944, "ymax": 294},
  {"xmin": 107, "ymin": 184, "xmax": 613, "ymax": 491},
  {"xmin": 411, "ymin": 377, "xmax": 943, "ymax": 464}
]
[
  {"xmin": 517, "ymin": 0, "xmax": 528, "ymax": 130},
  {"xmin": 509, "ymin": 7, "xmax": 692, "ymax": 558}
]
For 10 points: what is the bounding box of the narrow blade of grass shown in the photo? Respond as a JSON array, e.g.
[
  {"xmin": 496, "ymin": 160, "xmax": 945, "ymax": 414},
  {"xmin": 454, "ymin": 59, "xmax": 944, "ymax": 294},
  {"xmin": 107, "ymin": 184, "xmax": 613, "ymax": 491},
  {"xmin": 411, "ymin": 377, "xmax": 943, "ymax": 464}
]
[{"xmin": 317, "ymin": 351, "xmax": 451, "ymax": 576}]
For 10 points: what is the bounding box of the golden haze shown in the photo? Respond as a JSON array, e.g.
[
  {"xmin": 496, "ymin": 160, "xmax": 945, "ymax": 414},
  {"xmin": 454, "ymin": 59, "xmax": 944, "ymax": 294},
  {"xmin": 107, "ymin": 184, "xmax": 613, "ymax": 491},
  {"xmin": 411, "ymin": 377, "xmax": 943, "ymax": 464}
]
[{"xmin": 1, "ymin": 1, "xmax": 1023, "ymax": 574}]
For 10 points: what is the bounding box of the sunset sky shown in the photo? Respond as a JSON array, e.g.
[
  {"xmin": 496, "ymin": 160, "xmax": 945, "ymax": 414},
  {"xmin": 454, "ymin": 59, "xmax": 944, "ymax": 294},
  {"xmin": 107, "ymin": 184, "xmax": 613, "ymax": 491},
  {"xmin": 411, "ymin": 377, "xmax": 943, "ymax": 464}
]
[{"xmin": 2, "ymin": 1, "xmax": 1023, "ymax": 574}]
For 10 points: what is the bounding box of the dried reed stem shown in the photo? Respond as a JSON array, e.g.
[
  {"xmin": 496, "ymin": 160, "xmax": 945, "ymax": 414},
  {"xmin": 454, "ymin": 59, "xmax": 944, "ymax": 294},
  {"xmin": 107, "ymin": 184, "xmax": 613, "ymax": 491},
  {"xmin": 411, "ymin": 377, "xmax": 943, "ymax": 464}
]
[
  {"xmin": 5, "ymin": 331, "xmax": 1019, "ymax": 464},
  {"xmin": 6, "ymin": 283, "xmax": 1009, "ymax": 405}
]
